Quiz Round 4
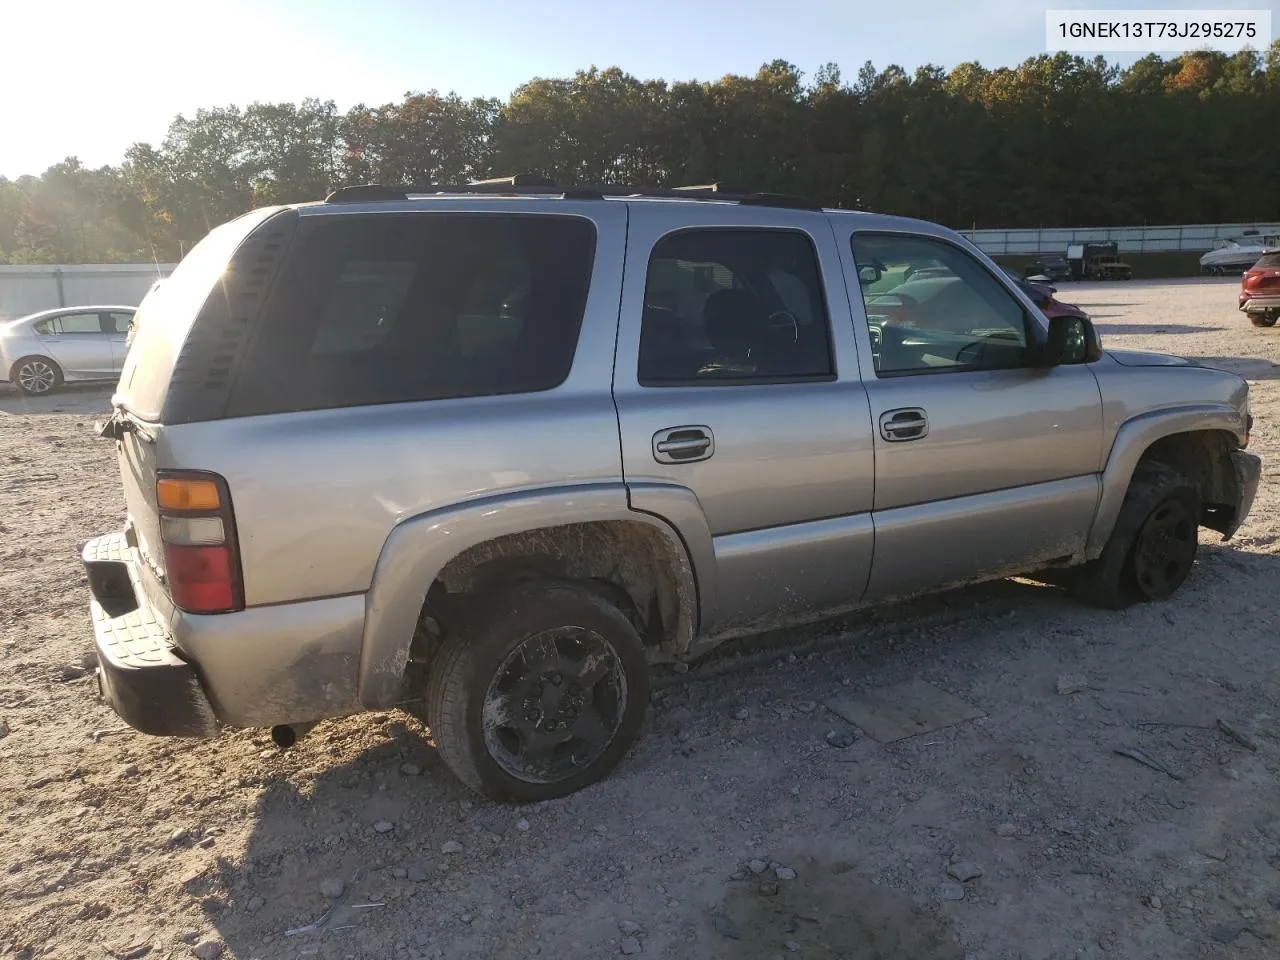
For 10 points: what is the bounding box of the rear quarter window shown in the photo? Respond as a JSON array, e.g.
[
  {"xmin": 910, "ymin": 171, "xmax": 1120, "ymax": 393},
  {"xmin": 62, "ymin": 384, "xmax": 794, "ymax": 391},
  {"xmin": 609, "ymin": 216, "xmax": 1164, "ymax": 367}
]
[
  {"xmin": 116, "ymin": 208, "xmax": 285, "ymax": 421},
  {"xmin": 226, "ymin": 213, "xmax": 596, "ymax": 416}
]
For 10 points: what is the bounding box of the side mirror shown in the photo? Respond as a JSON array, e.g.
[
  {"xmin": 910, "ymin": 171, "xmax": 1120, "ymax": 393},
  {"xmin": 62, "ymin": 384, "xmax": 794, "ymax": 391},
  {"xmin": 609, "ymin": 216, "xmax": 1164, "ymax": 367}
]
[
  {"xmin": 1044, "ymin": 314, "xmax": 1102, "ymax": 365},
  {"xmin": 858, "ymin": 264, "xmax": 881, "ymax": 285}
]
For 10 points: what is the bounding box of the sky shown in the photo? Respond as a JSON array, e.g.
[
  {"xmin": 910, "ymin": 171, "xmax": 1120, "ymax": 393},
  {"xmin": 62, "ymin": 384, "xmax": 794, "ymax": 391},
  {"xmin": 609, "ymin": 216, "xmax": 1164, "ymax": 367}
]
[{"xmin": 0, "ymin": 0, "xmax": 1274, "ymax": 178}]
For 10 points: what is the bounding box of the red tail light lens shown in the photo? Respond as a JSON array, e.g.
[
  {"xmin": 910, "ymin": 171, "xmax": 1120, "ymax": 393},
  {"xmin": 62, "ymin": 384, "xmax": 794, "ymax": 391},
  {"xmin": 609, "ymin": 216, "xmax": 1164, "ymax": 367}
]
[
  {"xmin": 156, "ymin": 470, "xmax": 243, "ymax": 614},
  {"xmin": 165, "ymin": 545, "xmax": 236, "ymax": 611}
]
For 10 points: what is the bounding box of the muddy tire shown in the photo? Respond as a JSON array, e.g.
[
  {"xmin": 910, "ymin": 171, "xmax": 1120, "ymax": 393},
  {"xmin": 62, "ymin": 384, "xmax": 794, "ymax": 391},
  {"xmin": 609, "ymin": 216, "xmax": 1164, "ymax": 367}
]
[
  {"xmin": 1248, "ymin": 311, "xmax": 1278, "ymax": 328},
  {"xmin": 1069, "ymin": 461, "xmax": 1200, "ymax": 609},
  {"xmin": 424, "ymin": 581, "xmax": 650, "ymax": 802}
]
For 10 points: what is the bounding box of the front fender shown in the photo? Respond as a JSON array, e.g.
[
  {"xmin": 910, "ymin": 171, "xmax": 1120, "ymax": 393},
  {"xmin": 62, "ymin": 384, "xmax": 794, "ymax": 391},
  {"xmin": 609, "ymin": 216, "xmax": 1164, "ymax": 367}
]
[
  {"xmin": 1086, "ymin": 404, "xmax": 1248, "ymax": 557},
  {"xmin": 357, "ymin": 482, "xmax": 704, "ymax": 709}
]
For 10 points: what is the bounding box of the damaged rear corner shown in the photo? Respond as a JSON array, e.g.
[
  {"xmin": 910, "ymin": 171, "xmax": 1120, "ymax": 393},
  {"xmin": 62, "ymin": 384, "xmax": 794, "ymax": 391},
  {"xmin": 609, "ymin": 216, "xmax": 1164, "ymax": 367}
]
[{"xmin": 84, "ymin": 533, "xmax": 220, "ymax": 738}]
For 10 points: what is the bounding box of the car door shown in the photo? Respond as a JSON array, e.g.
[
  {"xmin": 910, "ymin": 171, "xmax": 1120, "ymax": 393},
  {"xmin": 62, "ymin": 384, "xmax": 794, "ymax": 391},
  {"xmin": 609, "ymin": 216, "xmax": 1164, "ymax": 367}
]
[
  {"xmin": 104, "ymin": 311, "xmax": 134, "ymax": 371},
  {"xmin": 613, "ymin": 202, "xmax": 876, "ymax": 636},
  {"xmin": 34, "ymin": 311, "xmax": 117, "ymax": 379},
  {"xmin": 834, "ymin": 226, "xmax": 1104, "ymax": 601}
]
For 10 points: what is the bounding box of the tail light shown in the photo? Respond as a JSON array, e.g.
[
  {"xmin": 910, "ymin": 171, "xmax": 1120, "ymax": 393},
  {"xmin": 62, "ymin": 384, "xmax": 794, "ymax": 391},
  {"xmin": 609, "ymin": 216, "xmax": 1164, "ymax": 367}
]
[{"xmin": 155, "ymin": 471, "xmax": 243, "ymax": 613}]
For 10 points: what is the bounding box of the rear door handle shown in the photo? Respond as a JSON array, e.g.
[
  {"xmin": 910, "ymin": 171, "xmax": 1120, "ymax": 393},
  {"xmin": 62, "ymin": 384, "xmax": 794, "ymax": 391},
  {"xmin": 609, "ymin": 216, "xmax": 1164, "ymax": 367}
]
[
  {"xmin": 652, "ymin": 425, "xmax": 714, "ymax": 464},
  {"xmin": 879, "ymin": 408, "xmax": 929, "ymax": 442}
]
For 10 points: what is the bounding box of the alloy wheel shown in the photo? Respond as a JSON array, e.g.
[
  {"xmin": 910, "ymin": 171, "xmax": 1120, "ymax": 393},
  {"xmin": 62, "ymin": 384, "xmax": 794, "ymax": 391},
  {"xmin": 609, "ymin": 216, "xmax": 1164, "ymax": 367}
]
[{"xmin": 17, "ymin": 360, "xmax": 56, "ymax": 394}]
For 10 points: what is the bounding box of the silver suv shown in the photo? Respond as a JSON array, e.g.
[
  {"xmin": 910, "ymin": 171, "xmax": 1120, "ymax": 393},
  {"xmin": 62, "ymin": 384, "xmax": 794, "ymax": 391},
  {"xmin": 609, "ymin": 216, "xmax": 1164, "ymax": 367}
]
[{"xmin": 84, "ymin": 178, "xmax": 1262, "ymax": 801}]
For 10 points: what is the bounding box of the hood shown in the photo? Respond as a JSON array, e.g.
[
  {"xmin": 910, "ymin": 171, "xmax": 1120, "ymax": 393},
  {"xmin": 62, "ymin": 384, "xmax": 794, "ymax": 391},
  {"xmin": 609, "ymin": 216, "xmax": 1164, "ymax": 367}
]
[{"xmin": 1106, "ymin": 348, "xmax": 1200, "ymax": 368}]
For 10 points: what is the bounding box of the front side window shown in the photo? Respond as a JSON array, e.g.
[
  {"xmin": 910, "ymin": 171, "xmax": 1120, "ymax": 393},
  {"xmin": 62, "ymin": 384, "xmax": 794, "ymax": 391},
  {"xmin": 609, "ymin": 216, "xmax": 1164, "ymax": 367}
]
[
  {"xmin": 228, "ymin": 214, "xmax": 596, "ymax": 415},
  {"xmin": 638, "ymin": 229, "xmax": 834, "ymax": 385},
  {"xmin": 852, "ymin": 233, "xmax": 1032, "ymax": 377}
]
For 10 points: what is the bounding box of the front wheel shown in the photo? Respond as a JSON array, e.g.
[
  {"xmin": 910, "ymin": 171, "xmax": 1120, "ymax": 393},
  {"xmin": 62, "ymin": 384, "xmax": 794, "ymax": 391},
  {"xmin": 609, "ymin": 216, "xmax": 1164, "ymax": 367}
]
[
  {"xmin": 1248, "ymin": 311, "xmax": 1279, "ymax": 328},
  {"xmin": 12, "ymin": 356, "xmax": 63, "ymax": 395},
  {"xmin": 424, "ymin": 581, "xmax": 650, "ymax": 801},
  {"xmin": 1069, "ymin": 461, "xmax": 1200, "ymax": 609}
]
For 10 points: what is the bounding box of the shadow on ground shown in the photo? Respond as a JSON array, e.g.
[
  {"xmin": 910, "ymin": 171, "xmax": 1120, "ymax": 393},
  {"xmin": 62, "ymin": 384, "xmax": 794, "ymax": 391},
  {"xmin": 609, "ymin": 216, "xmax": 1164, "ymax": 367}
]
[
  {"xmin": 0, "ymin": 383, "xmax": 112, "ymax": 416},
  {"xmin": 196, "ymin": 724, "xmax": 968, "ymax": 960},
  {"xmin": 691, "ymin": 861, "xmax": 962, "ymax": 959},
  {"xmin": 191, "ymin": 577, "xmax": 1075, "ymax": 958},
  {"xmin": 192, "ymin": 550, "xmax": 1275, "ymax": 959}
]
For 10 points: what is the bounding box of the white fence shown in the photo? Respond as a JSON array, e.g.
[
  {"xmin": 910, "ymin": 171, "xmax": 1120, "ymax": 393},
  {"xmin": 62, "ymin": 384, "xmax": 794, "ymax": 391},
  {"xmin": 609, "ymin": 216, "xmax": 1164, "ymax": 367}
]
[
  {"xmin": 0, "ymin": 263, "xmax": 176, "ymax": 322},
  {"xmin": 4, "ymin": 223, "xmax": 1278, "ymax": 315},
  {"xmin": 960, "ymin": 222, "xmax": 1280, "ymax": 257}
]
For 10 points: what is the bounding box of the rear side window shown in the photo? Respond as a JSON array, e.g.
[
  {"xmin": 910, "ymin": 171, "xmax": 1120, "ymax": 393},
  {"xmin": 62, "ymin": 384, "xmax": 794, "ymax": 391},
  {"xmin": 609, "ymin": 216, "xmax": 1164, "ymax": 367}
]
[
  {"xmin": 638, "ymin": 230, "xmax": 834, "ymax": 385},
  {"xmin": 228, "ymin": 214, "xmax": 595, "ymax": 415},
  {"xmin": 38, "ymin": 312, "xmax": 102, "ymax": 334}
]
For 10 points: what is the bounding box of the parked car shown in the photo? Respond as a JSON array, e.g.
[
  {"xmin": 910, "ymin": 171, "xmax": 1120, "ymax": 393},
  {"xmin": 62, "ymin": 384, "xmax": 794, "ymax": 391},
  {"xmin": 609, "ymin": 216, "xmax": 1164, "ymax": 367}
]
[
  {"xmin": 0, "ymin": 305, "xmax": 137, "ymax": 395},
  {"xmin": 126, "ymin": 280, "xmax": 165, "ymax": 350},
  {"xmin": 1239, "ymin": 250, "xmax": 1280, "ymax": 328},
  {"xmin": 1024, "ymin": 256, "xmax": 1070, "ymax": 283},
  {"xmin": 84, "ymin": 178, "xmax": 1260, "ymax": 801},
  {"xmin": 1001, "ymin": 267, "xmax": 1090, "ymax": 323}
]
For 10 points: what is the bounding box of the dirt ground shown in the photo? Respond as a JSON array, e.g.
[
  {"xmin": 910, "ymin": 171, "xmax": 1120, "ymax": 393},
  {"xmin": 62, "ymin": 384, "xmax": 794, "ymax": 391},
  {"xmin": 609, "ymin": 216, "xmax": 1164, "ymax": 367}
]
[{"xmin": 2, "ymin": 277, "xmax": 1279, "ymax": 960}]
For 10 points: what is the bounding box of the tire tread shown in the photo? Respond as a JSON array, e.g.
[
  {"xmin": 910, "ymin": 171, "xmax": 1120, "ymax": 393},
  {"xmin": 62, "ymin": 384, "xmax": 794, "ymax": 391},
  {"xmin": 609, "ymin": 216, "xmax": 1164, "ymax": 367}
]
[
  {"xmin": 1071, "ymin": 460, "xmax": 1197, "ymax": 609},
  {"xmin": 424, "ymin": 581, "xmax": 649, "ymax": 801}
]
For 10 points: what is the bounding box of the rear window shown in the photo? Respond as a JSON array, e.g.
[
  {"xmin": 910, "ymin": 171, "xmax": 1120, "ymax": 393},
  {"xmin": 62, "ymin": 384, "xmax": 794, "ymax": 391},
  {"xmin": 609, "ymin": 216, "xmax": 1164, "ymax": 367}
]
[
  {"xmin": 1255, "ymin": 252, "xmax": 1280, "ymax": 268},
  {"xmin": 227, "ymin": 214, "xmax": 596, "ymax": 416},
  {"xmin": 117, "ymin": 208, "xmax": 283, "ymax": 420}
]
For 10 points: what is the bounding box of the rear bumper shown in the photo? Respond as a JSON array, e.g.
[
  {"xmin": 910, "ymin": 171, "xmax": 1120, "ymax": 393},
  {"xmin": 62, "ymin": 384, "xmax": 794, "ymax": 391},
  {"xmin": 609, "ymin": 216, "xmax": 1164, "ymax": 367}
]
[
  {"xmin": 1240, "ymin": 295, "xmax": 1280, "ymax": 314},
  {"xmin": 84, "ymin": 533, "xmax": 218, "ymax": 736},
  {"xmin": 83, "ymin": 531, "xmax": 366, "ymax": 735}
]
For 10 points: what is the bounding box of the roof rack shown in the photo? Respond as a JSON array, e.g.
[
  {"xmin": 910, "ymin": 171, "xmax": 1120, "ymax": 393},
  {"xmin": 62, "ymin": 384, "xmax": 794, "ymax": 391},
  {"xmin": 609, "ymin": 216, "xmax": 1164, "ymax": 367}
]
[{"xmin": 323, "ymin": 176, "xmax": 820, "ymax": 211}]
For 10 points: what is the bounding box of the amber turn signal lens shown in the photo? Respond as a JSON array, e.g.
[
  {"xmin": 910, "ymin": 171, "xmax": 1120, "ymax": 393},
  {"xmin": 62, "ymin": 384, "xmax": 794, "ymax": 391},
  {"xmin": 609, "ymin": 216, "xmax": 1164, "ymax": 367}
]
[{"xmin": 156, "ymin": 477, "xmax": 221, "ymax": 511}]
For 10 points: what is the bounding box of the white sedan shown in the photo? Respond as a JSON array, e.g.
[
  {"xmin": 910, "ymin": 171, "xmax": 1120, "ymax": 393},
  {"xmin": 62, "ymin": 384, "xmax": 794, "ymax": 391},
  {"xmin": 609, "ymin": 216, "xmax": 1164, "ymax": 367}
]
[{"xmin": 0, "ymin": 305, "xmax": 137, "ymax": 394}]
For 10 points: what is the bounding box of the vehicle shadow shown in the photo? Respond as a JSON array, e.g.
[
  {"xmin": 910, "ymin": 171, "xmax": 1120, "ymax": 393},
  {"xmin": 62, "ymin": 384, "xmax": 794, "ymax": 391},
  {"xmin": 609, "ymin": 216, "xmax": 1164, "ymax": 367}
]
[
  {"xmin": 0, "ymin": 383, "xmax": 113, "ymax": 416},
  {"xmin": 1094, "ymin": 323, "xmax": 1226, "ymax": 336},
  {"xmin": 193, "ymin": 729, "xmax": 477, "ymax": 957},
  {"xmin": 199, "ymin": 719, "xmax": 968, "ymax": 959},
  {"xmin": 197, "ymin": 533, "xmax": 1277, "ymax": 959}
]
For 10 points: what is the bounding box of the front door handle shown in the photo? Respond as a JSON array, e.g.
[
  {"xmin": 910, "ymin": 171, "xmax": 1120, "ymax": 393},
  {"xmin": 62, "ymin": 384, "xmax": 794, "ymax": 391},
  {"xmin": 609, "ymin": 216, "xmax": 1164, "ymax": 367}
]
[
  {"xmin": 652, "ymin": 425, "xmax": 714, "ymax": 464},
  {"xmin": 879, "ymin": 408, "xmax": 929, "ymax": 442}
]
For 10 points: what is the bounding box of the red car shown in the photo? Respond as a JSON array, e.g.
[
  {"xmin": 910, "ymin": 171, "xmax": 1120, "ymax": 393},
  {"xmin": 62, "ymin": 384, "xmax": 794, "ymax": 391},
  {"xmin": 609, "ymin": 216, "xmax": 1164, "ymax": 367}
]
[
  {"xmin": 1240, "ymin": 250, "xmax": 1280, "ymax": 328},
  {"xmin": 1002, "ymin": 267, "xmax": 1090, "ymax": 323}
]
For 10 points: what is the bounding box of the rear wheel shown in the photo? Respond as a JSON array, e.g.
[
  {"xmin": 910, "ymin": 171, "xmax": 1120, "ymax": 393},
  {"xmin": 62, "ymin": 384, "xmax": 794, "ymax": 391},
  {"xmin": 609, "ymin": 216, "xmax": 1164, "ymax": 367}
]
[
  {"xmin": 1069, "ymin": 461, "xmax": 1200, "ymax": 609},
  {"xmin": 1248, "ymin": 311, "xmax": 1279, "ymax": 328},
  {"xmin": 424, "ymin": 581, "xmax": 650, "ymax": 801},
  {"xmin": 11, "ymin": 356, "xmax": 62, "ymax": 395}
]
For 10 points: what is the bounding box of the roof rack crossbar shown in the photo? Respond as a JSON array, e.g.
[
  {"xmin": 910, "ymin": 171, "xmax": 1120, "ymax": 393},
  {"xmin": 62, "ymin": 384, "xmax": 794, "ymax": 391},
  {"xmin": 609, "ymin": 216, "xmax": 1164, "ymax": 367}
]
[
  {"xmin": 468, "ymin": 174, "xmax": 558, "ymax": 188},
  {"xmin": 324, "ymin": 181, "xmax": 820, "ymax": 211}
]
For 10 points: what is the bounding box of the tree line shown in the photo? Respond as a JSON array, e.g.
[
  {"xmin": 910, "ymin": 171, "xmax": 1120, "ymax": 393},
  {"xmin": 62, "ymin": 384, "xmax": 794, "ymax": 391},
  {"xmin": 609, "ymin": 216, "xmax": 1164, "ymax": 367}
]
[{"xmin": 2, "ymin": 46, "xmax": 1278, "ymax": 264}]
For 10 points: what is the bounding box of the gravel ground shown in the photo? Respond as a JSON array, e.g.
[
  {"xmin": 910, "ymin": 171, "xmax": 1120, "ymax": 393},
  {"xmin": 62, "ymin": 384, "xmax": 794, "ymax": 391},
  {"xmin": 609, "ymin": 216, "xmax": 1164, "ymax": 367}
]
[{"xmin": 2, "ymin": 277, "xmax": 1279, "ymax": 960}]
